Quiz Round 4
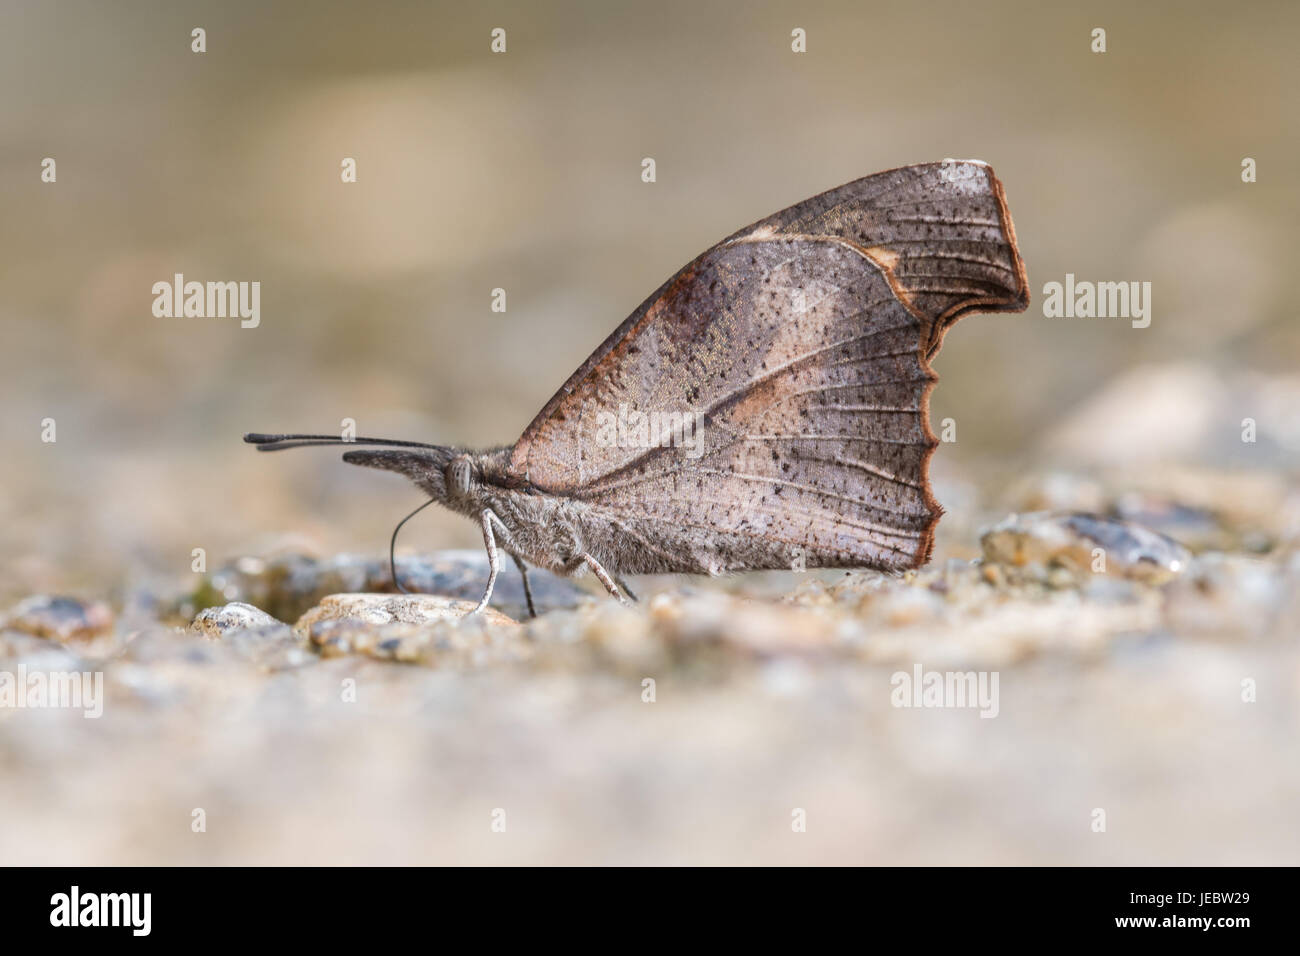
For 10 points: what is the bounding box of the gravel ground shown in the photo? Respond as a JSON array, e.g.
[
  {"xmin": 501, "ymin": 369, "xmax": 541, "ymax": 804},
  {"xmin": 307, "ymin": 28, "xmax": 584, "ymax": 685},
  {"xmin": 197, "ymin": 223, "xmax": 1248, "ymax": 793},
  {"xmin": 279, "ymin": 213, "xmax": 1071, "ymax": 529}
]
[{"xmin": 2, "ymin": 471, "xmax": 1296, "ymax": 866}]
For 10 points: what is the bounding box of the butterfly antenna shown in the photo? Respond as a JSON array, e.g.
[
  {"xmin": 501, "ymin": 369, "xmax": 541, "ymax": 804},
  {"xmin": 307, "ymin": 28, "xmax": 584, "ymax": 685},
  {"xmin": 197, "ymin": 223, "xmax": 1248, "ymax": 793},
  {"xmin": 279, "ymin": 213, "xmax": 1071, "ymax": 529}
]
[
  {"xmin": 389, "ymin": 497, "xmax": 438, "ymax": 594},
  {"xmin": 244, "ymin": 432, "xmax": 448, "ymax": 452}
]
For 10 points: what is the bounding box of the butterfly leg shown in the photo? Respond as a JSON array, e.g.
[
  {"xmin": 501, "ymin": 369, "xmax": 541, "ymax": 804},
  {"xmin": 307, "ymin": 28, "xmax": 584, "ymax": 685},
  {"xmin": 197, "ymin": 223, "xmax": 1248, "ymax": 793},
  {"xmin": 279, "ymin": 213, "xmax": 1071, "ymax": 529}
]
[
  {"xmin": 510, "ymin": 552, "xmax": 537, "ymax": 618},
  {"xmin": 570, "ymin": 551, "xmax": 628, "ymax": 605},
  {"xmin": 470, "ymin": 508, "xmax": 509, "ymax": 616},
  {"xmin": 614, "ymin": 574, "xmax": 639, "ymax": 603}
]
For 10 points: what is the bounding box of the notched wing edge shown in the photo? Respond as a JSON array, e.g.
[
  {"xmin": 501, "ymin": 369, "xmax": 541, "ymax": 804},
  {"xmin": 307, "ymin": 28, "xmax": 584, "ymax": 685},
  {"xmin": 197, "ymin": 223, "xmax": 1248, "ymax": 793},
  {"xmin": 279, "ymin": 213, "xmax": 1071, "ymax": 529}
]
[
  {"xmin": 730, "ymin": 162, "xmax": 1030, "ymax": 358},
  {"xmin": 929, "ymin": 164, "xmax": 1031, "ymax": 333}
]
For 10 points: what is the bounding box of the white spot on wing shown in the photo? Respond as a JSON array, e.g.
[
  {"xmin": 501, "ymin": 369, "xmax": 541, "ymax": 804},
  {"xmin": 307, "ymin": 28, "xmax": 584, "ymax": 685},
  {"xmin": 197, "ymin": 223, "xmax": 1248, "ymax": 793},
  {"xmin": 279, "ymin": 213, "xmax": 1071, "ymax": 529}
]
[{"xmin": 936, "ymin": 160, "xmax": 991, "ymax": 195}]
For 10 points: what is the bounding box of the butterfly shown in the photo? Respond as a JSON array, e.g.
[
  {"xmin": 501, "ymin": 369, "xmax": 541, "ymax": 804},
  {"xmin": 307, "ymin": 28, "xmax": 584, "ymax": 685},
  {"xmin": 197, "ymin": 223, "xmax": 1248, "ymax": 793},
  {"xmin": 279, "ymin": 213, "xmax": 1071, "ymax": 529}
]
[{"xmin": 247, "ymin": 160, "xmax": 1029, "ymax": 617}]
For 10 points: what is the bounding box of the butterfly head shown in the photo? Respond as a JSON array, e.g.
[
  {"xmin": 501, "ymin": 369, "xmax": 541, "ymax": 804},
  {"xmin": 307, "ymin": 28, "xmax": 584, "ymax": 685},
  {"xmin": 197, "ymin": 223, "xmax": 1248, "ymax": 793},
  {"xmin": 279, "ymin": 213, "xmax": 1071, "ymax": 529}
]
[{"xmin": 341, "ymin": 447, "xmax": 460, "ymax": 503}]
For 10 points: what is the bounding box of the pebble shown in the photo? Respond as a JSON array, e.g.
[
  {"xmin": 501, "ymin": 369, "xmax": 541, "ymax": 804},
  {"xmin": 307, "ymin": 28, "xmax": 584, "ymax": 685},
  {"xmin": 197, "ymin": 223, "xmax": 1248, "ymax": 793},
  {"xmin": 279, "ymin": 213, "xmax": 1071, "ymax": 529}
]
[
  {"xmin": 980, "ymin": 512, "xmax": 1191, "ymax": 585},
  {"xmin": 1, "ymin": 595, "xmax": 114, "ymax": 643},
  {"xmin": 294, "ymin": 593, "xmax": 522, "ymax": 665},
  {"xmin": 191, "ymin": 602, "xmax": 283, "ymax": 638},
  {"xmin": 296, "ymin": 593, "xmax": 517, "ymax": 631}
]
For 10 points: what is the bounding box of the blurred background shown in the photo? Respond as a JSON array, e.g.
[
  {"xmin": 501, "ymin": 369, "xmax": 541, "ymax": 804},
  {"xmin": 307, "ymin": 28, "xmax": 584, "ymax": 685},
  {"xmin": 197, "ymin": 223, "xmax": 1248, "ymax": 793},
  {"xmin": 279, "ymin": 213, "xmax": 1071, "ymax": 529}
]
[
  {"xmin": 2, "ymin": 1, "xmax": 1298, "ymax": 867},
  {"xmin": 3, "ymin": 0, "xmax": 1296, "ymax": 596}
]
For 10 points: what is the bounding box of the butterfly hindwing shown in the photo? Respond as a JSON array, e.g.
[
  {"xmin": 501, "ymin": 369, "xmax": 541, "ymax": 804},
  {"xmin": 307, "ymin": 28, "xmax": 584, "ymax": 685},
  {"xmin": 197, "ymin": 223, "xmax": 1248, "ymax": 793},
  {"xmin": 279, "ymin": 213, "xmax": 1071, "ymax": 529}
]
[{"xmin": 506, "ymin": 161, "xmax": 1028, "ymax": 572}]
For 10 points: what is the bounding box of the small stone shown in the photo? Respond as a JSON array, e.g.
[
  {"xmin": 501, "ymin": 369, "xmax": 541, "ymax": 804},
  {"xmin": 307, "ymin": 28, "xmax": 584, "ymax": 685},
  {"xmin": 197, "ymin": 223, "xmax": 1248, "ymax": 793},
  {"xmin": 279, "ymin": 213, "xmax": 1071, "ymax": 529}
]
[
  {"xmin": 187, "ymin": 604, "xmax": 310, "ymax": 670},
  {"xmin": 191, "ymin": 602, "xmax": 284, "ymax": 638},
  {"xmin": 295, "ymin": 595, "xmax": 525, "ymax": 666},
  {"xmin": 980, "ymin": 512, "xmax": 1191, "ymax": 586},
  {"xmin": 1112, "ymin": 492, "xmax": 1225, "ymax": 552},
  {"xmin": 295, "ymin": 593, "xmax": 518, "ymax": 637},
  {"xmin": 2, "ymin": 595, "xmax": 114, "ymax": 643},
  {"xmin": 303, "ymin": 618, "xmax": 412, "ymax": 659}
]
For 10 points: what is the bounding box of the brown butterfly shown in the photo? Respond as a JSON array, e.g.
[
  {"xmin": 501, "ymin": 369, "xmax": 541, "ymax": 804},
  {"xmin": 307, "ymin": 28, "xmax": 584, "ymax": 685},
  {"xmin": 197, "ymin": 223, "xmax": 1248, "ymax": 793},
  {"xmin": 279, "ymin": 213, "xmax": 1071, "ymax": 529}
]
[{"xmin": 247, "ymin": 160, "xmax": 1029, "ymax": 617}]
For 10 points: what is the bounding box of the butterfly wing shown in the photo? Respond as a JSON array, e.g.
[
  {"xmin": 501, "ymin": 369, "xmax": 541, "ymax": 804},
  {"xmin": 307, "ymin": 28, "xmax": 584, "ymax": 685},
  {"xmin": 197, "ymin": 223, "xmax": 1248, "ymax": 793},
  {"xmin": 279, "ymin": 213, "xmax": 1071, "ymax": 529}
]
[{"xmin": 506, "ymin": 161, "xmax": 1028, "ymax": 572}]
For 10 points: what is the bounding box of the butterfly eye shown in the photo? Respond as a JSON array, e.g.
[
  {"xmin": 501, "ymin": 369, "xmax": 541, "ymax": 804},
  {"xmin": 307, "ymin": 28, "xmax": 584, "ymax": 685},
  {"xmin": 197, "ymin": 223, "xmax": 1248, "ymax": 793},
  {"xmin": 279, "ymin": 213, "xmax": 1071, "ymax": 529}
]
[{"xmin": 447, "ymin": 457, "xmax": 473, "ymax": 496}]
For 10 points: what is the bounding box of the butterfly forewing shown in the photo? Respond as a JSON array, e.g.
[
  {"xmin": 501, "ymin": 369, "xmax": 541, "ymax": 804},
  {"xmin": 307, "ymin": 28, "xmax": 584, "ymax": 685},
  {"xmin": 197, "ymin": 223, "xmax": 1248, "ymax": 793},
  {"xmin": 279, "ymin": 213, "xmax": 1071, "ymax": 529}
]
[
  {"xmin": 507, "ymin": 161, "xmax": 1028, "ymax": 573},
  {"xmin": 731, "ymin": 160, "xmax": 1029, "ymax": 353}
]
